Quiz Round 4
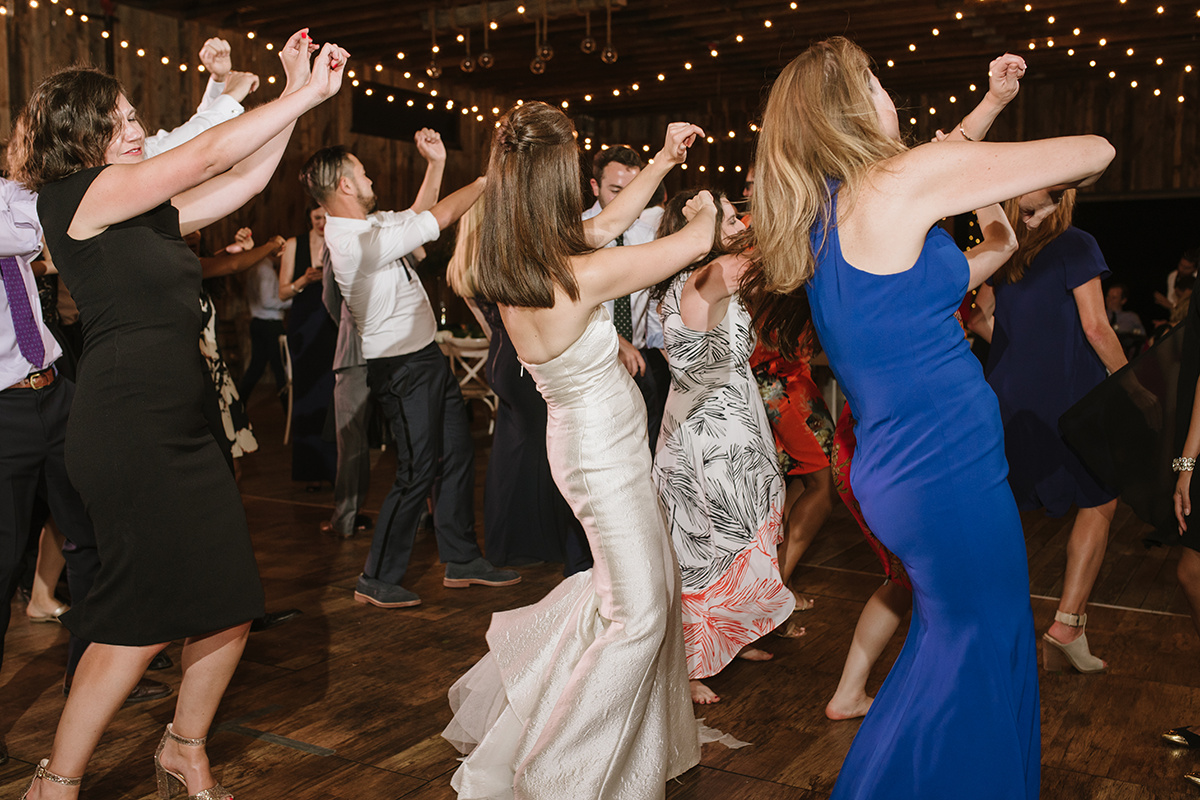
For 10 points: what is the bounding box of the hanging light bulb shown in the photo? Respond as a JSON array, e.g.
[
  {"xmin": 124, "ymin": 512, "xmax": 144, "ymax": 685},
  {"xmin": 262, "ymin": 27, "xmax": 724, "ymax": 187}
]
[
  {"xmin": 600, "ymin": 0, "xmax": 618, "ymax": 63},
  {"xmin": 460, "ymin": 26, "xmax": 475, "ymax": 72},
  {"xmin": 478, "ymin": 0, "xmax": 495, "ymax": 68},
  {"xmin": 537, "ymin": 0, "xmax": 554, "ymax": 60},
  {"xmin": 580, "ymin": 11, "xmax": 597, "ymax": 54}
]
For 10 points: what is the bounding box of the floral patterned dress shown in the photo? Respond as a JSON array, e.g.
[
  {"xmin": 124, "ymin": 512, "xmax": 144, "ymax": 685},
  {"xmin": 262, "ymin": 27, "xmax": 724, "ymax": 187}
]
[
  {"xmin": 653, "ymin": 274, "xmax": 795, "ymax": 680},
  {"xmin": 199, "ymin": 290, "xmax": 258, "ymax": 458},
  {"xmin": 750, "ymin": 340, "xmax": 835, "ymax": 476}
]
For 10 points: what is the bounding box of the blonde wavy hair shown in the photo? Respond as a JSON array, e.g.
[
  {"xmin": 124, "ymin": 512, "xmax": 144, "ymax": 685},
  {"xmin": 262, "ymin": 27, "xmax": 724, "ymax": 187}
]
[
  {"xmin": 991, "ymin": 189, "xmax": 1077, "ymax": 285},
  {"xmin": 747, "ymin": 37, "xmax": 907, "ymax": 293},
  {"xmin": 446, "ymin": 200, "xmax": 485, "ymax": 298}
]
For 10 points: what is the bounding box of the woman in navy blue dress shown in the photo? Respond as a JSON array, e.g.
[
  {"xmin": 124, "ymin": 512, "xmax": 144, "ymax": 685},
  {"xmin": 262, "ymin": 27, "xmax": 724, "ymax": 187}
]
[
  {"xmin": 742, "ymin": 38, "xmax": 1114, "ymax": 799},
  {"xmin": 970, "ymin": 191, "xmax": 1127, "ymax": 674}
]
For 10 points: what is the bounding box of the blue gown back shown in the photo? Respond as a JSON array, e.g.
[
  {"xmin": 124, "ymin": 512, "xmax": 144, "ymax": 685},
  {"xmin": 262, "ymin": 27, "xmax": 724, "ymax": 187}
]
[{"xmin": 806, "ymin": 194, "xmax": 1040, "ymax": 800}]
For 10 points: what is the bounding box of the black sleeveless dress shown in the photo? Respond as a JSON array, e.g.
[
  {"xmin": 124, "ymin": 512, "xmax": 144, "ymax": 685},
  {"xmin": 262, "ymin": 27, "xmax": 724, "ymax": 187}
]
[
  {"xmin": 38, "ymin": 165, "xmax": 264, "ymax": 645},
  {"xmin": 285, "ymin": 232, "xmax": 337, "ymax": 483}
]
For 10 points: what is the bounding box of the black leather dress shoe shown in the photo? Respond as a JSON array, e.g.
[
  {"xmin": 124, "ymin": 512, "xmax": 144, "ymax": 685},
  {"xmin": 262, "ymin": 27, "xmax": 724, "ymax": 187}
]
[
  {"xmin": 148, "ymin": 651, "xmax": 173, "ymax": 671},
  {"xmin": 250, "ymin": 608, "xmax": 302, "ymax": 632},
  {"xmin": 63, "ymin": 676, "xmax": 171, "ymax": 705}
]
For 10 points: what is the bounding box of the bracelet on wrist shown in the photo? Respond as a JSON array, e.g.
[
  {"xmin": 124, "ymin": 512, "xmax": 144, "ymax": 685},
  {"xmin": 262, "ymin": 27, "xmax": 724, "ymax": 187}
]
[
  {"xmin": 1174, "ymin": 457, "xmax": 1196, "ymax": 473},
  {"xmin": 958, "ymin": 123, "xmax": 977, "ymax": 142}
]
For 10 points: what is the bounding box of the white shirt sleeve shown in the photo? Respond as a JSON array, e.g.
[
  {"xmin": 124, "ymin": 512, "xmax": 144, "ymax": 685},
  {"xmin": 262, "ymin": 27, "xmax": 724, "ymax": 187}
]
[
  {"xmin": 143, "ymin": 93, "xmax": 244, "ymax": 158},
  {"xmin": 356, "ymin": 210, "xmax": 441, "ymax": 273}
]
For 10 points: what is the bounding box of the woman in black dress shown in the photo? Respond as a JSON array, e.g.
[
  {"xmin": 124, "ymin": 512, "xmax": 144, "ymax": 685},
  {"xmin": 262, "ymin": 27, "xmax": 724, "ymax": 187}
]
[
  {"xmin": 12, "ymin": 31, "xmax": 346, "ymax": 800},
  {"xmin": 277, "ymin": 207, "xmax": 338, "ymax": 486}
]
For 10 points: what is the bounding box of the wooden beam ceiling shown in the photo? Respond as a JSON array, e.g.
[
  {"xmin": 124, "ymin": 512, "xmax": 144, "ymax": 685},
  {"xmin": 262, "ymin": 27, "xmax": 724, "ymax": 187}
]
[{"xmin": 113, "ymin": 0, "xmax": 1200, "ymax": 119}]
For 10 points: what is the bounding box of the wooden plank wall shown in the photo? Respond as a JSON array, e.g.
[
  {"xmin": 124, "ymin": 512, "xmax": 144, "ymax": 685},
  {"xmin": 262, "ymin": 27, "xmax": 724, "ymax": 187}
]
[
  {"xmin": 584, "ymin": 70, "xmax": 1200, "ymax": 200},
  {"xmin": 2, "ymin": 1, "xmax": 1196, "ymax": 236}
]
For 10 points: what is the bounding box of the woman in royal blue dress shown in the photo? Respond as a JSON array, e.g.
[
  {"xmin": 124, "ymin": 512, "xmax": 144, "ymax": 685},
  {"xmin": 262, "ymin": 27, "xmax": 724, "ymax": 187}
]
[{"xmin": 743, "ymin": 38, "xmax": 1114, "ymax": 799}]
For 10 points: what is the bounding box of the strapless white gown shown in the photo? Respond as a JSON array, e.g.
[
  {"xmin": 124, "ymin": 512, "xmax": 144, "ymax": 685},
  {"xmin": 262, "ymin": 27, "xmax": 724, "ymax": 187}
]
[{"xmin": 443, "ymin": 307, "xmax": 701, "ymax": 800}]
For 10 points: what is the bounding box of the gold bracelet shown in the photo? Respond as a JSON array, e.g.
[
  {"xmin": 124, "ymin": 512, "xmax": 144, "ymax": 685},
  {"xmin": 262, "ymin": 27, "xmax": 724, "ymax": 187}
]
[{"xmin": 958, "ymin": 123, "xmax": 977, "ymax": 142}]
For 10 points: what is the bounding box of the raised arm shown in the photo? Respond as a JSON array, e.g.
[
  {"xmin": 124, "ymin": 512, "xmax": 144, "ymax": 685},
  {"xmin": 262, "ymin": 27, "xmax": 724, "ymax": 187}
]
[
  {"xmin": 409, "ymin": 129, "xmax": 447, "ymax": 213},
  {"xmin": 428, "ymin": 177, "xmax": 486, "ymax": 232},
  {"xmin": 584, "ymin": 122, "xmax": 703, "ymax": 248},
  {"xmin": 964, "ymin": 204, "xmax": 1018, "ymax": 290},
  {"xmin": 939, "ymin": 54, "xmax": 1025, "ymax": 143},
  {"xmin": 69, "ymin": 31, "xmax": 343, "ymax": 239},
  {"xmin": 174, "ymin": 37, "xmax": 348, "ymax": 234},
  {"xmin": 577, "ymin": 191, "xmax": 718, "ymax": 306}
]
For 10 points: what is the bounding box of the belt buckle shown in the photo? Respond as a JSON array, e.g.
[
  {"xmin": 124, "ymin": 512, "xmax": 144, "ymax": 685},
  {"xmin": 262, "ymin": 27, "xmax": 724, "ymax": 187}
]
[{"xmin": 27, "ymin": 366, "xmax": 56, "ymax": 390}]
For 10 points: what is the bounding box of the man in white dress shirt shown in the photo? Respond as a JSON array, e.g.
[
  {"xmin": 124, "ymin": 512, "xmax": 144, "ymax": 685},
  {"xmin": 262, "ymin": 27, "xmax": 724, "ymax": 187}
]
[
  {"xmin": 583, "ymin": 145, "xmax": 669, "ymax": 450},
  {"xmin": 302, "ymin": 135, "xmax": 518, "ymax": 609}
]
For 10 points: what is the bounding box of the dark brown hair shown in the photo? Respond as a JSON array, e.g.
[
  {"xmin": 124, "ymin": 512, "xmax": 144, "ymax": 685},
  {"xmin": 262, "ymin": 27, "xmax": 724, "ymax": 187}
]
[
  {"xmin": 592, "ymin": 144, "xmax": 645, "ymax": 184},
  {"xmin": 475, "ymin": 102, "xmax": 592, "ymax": 308},
  {"xmin": 649, "ymin": 187, "xmax": 731, "ymax": 302},
  {"xmin": 10, "ymin": 67, "xmax": 124, "ymax": 191},
  {"xmin": 992, "ymin": 189, "xmax": 1077, "ymax": 285},
  {"xmin": 300, "ymin": 145, "xmax": 354, "ymax": 205}
]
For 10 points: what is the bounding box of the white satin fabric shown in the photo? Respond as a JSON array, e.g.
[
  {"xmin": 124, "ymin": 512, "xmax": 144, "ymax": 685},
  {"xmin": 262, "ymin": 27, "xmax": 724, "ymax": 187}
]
[{"xmin": 443, "ymin": 307, "xmax": 700, "ymax": 799}]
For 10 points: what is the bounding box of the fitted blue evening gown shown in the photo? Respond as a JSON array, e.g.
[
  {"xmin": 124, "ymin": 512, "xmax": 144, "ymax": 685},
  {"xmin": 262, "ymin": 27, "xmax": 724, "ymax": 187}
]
[{"xmin": 807, "ymin": 193, "xmax": 1040, "ymax": 800}]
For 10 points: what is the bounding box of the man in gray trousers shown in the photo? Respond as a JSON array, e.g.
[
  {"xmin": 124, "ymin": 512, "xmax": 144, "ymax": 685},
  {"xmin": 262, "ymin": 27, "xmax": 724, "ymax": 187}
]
[{"xmin": 321, "ymin": 253, "xmax": 373, "ymax": 539}]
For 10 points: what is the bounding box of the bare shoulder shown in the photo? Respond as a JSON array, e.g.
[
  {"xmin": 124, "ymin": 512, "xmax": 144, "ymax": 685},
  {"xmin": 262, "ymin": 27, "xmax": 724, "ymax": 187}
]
[{"xmin": 836, "ymin": 160, "xmax": 937, "ymax": 276}]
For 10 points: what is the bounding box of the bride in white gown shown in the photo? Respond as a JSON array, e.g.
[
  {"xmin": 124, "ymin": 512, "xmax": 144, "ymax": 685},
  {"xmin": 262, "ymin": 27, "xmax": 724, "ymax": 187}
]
[{"xmin": 441, "ymin": 102, "xmax": 720, "ymax": 800}]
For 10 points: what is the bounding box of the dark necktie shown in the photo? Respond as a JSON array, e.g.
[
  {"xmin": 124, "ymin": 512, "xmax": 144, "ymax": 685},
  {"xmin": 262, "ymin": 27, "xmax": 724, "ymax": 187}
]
[
  {"xmin": 1, "ymin": 255, "xmax": 46, "ymax": 368},
  {"xmin": 611, "ymin": 233, "xmax": 633, "ymax": 341}
]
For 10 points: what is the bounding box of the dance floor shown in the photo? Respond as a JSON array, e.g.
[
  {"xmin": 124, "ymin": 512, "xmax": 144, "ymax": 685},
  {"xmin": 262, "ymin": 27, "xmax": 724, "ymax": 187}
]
[{"xmin": 4, "ymin": 385, "xmax": 1200, "ymax": 799}]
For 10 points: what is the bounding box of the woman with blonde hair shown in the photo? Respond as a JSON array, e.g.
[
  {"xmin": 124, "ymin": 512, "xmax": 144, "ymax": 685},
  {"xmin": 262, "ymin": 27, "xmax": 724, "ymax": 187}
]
[
  {"xmin": 442, "ymin": 101, "xmax": 717, "ymax": 798},
  {"xmin": 970, "ymin": 190, "xmax": 1126, "ymax": 674},
  {"xmin": 447, "ymin": 203, "xmax": 593, "ymax": 574},
  {"xmin": 745, "ymin": 37, "xmax": 1113, "ymax": 799}
]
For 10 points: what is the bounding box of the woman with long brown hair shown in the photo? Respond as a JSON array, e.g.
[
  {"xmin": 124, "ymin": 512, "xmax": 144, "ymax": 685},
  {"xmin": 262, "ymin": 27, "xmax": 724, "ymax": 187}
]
[
  {"xmin": 441, "ymin": 101, "xmax": 716, "ymax": 799},
  {"xmin": 12, "ymin": 30, "xmax": 346, "ymax": 800},
  {"xmin": 745, "ymin": 37, "xmax": 1113, "ymax": 799},
  {"xmin": 969, "ymin": 190, "xmax": 1127, "ymax": 673}
]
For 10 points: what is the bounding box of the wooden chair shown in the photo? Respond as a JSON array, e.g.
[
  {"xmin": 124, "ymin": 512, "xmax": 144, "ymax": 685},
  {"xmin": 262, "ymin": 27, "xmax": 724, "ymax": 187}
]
[{"xmin": 438, "ymin": 335, "xmax": 498, "ymax": 434}]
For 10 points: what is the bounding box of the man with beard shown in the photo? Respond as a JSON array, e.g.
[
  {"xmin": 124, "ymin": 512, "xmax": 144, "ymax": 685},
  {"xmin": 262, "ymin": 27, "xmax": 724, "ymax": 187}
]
[{"xmin": 301, "ymin": 132, "xmax": 518, "ymax": 609}]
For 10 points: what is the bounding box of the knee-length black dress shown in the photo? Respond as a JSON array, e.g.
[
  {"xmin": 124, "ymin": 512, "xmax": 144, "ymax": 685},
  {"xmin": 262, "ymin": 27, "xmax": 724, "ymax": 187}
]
[{"xmin": 39, "ymin": 165, "xmax": 265, "ymax": 645}]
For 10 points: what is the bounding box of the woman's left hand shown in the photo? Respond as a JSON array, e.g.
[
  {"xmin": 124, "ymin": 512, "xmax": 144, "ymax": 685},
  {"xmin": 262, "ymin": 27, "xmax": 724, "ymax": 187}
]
[{"xmin": 987, "ymin": 53, "xmax": 1026, "ymax": 105}]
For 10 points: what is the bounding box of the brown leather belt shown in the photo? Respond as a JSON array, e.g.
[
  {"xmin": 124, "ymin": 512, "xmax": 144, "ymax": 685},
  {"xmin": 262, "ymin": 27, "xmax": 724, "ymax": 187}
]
[{"xmin": 6, "ymin": 365, "xmax": 57, "ymax": 391}]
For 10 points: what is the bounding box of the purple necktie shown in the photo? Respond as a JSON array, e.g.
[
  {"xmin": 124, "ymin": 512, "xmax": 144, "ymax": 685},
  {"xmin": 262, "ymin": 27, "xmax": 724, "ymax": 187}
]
[{"xmin": 0, "ymin": 255, "xmax": 46, "ymax": 368}]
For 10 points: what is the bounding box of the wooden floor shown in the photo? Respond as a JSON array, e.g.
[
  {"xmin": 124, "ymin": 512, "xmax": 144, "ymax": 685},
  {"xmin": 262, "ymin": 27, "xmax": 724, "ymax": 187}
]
[{"xmin": 5, "ymin": 386, "xmax": 1200, "ymax": 799}]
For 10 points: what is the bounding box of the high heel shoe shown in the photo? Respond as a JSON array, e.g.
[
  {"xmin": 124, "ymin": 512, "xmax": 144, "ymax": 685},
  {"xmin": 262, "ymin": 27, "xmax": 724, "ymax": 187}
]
[
  {"xmin": 1042, "ymin": 610, "xmax": 1106, "ymax": 673},
  {"xmin": 21, "ymin": 758, "xmax": 82, "ymax": 799},
  {"xmin": 154, "ymin": 724, "xmax": 233, "ymax": 800}
]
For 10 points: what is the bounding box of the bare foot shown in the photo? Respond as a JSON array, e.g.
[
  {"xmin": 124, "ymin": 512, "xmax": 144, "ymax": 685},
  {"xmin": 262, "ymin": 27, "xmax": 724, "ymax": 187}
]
[
  {"xmin": 791, "ymin": 589, "xmax": 815, "ymax": 612},
  {"xmin": 736, "ymin": 646, "xmax": 774, "ymax": 662},
  {"xmin": 690, "ymin": 680, "xmax": 720, "ymax": 704},
  {"xmin": 773, "ymin": 620, "xmax": 806, "ymax": 639},
  {"xmin": 825, "ymin": 693, "xmax": 873, "ymax": 720}
]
